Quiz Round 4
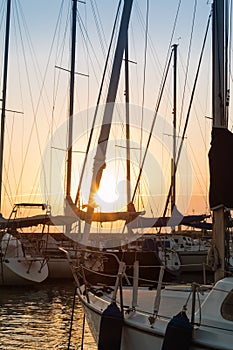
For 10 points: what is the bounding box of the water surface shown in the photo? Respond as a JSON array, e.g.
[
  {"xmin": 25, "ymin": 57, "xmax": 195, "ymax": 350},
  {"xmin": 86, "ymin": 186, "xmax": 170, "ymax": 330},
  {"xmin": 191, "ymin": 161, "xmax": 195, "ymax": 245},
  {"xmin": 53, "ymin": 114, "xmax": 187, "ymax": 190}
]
[{"xmin": 0, "ymin": 280, "xmax": 96, "ymax": 350}]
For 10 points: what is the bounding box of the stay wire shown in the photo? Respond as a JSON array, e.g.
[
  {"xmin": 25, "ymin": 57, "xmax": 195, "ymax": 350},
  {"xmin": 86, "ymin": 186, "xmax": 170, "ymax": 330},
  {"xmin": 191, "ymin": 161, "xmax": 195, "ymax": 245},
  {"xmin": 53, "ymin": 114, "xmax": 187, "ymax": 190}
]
[
  {"xmin": 178, "ymin": 0, "xmax": 197, "ymax": 136},
  {"xmin": 74, "ymin": 0, "xmax": 123, "ymax": 206},
  {"xmin": 162, "ymin": 10, "xmax": 212, "ymax": 218},
  {"xmin": 131, "ymin": 50, "xmax": 173, "ymax": 203},
  {"xmin": 132, "ymin": 0, "xmax": 181, "ymax": 207}
]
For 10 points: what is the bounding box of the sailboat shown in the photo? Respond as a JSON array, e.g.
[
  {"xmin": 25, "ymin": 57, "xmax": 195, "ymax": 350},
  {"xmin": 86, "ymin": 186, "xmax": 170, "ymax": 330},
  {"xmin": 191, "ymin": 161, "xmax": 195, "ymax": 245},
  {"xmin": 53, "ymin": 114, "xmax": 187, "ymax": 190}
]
[
  {"xmin": 66, "ymin": 0, "xmax": 233, "ymax": 348},
  {"xmin": 57, "ymin": 0, "xmax": 213, "ymax": 284},
  {"xmin": 0, "ymin": 0, "xmax": 49, "ymax": 285}
]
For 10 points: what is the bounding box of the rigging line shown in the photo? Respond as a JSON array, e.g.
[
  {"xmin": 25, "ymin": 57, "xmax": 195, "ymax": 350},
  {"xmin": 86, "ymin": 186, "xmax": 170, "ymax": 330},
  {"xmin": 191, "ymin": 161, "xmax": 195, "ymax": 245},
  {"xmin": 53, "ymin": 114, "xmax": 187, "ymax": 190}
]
[
  {"xmin": 137, "ymin": 0, "xmax": 181, "ymax": 87},
  {"xmin": 17, "ymin": 2, "xmax": 52, "ymax": 119},
  {"xmin": 76, "ymin": 13, "xmax": 101, "ymax": 84},
  {"xmin": 178, "ymin": 0, "xmax": 197, "ymax": 137},
  {"xmin": 90, "ymin": 0, "xmax": 123, "ymax": 95},
  {"xmin": 83, "ymin": 0, "xmax": 90, "ymax": 163},
  {"xmin": 134, "ymin": 3, "xmax": 164, "ymax": 101},
  {"xmin": 15, "ymin": 1, "xmax": 67, "ymax": 199},
  {"xmin": 130, "ymin": 0, "xmax": 181, "ymax": 206},
  {"xmin": 187, "ymin": 140, "xmax": 209, "ymax": 210},
  {"xmin": 20, "ymin": 14, "xmax": 63, "ymax": 205},
  {"xmin": 52, "ymin": 3, "xmax": 71, "ymax": 159},
  {"xmin": 76, "ymin": 3, "xmax": 125, "ymax": 109},
  {"xmin": 131, "ymin": 50, "xmax": 173, "ymax": 203},
  {"xmin": 23, "ymin": 0, "xmax": 64, "ymax": 204},
  {"xmin": 162, "ymin": 10, "xmax": 211, "ymax": 219},
  {"xmin": 53, "ymin": 0, "xmax": 69, "ymax": 111},
  {"xmin": 0, "ymin": 1, "xmax": 5, "ymax": 85},
  {"xmin": 183, "ymin": 54, "xmax": 207, "ymax": 145},
  {"xmin": 0, "ymin": 1, "xmax": 5, "ymax": 44},
  {"xmin": 178, "ymin": 51, "xmax": 210, "ymax": 155},
  {"xmin": 27, "ymin": 167, "xmax": 45, "ymax": 206},
  {"xmin": 74, "ymin": 0, "xmax": 123, "ymax": 206},
  {"xmin": 51, "ymin": 1, "xmax": 67, "ymax": 201},
  {"xmin": 12, "ymin": 2, "xmax": 31, "ymax": 201},
  {"xmin": 129, "ymin": 27, "xmax": 140, "ymax": 107},
  {"xmin": 2, "ymin": 180, "xmax": 13, "ymax": 208},
  {"xmin": 0, "ymin": 0, "xmax": 11, "ymax": 212},
  {"xmin": 140, "ymin": 0, "xmax": 149, "ymax": 170},
  {"xmin": 163, "ymin": 0, "xmax": 182, "ymax": 87},
  {"xmin": 76, "ymin": 10, "xmax": 109, "ymax": 82},
  {"xmin": 90, "ymin": 0, "xmax": 108, "ymax": 56},
  {"xmin": 28, "ymin": 0, "xmax": 69, "ymax": 137},
  {"xmin": 4, "ymin": 116, "xmax": 16, "ymax": 207},
  {"xmin": 9, "ymin": 2, "xmax": 29, "ymax": 202},
  {"xmin": 28, "ymin": 3, "xmax": 67, "ymax": 205},
  {"xmin": 0, "ymin": 0, "xmax": 5, "ymax": 26}
]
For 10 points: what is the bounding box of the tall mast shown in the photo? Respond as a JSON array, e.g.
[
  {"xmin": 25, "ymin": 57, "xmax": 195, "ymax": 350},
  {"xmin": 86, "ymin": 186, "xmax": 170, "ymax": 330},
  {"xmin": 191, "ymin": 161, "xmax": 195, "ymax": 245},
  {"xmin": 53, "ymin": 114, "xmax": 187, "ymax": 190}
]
[
  {"xmin": 212, "ymin": 0, "xmax": 227, "ymax": 282},
  {"xmin": 171, "ymin": 44, "xmax": 177, "ymax": 213},
  {"xmin": 212, "ymin": 0, "xmax": 226, "ymax": 127},
  {"xmin": 66, "ymin": 0, "xmax": 77, "ymax": 199},
  {"xmin": 83, "ymin": 0, "xmax": 133, "ymax": 239},
  {"xmin": 0, "ymin": 0, "xmax": 11, "ymax": 213},
  {"xmin": 125, "ymin": 32, "xmax": 131, "ymax": 210}
]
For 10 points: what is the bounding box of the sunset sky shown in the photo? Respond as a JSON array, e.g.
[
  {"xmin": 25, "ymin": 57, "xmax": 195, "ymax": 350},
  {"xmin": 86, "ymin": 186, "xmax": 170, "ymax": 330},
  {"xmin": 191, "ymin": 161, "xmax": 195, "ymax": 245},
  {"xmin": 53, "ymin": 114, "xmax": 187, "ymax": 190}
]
[{"xmin": 0, "ymin": 0, "xmax": 230, "ymax": 221}]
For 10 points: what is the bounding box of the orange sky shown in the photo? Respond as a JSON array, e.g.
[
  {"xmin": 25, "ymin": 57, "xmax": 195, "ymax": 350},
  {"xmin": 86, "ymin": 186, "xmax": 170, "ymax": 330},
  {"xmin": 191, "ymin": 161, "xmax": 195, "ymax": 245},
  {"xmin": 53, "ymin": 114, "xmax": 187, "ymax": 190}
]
[{"xmin": 0, "ymin": 0, "xmax": 230, "ymax": 221}]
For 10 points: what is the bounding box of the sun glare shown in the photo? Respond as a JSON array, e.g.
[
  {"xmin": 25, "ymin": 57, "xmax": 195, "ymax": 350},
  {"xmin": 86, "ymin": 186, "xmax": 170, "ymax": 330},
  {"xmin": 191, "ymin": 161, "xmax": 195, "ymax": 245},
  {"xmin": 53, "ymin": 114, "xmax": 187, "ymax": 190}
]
[
  {"xmin": 97, "ymin": 174, "xmax": 118, "ymax": 204},
  {"xmin": 94, "ymin": 166, "xmax": 127, "ymax": 212}
]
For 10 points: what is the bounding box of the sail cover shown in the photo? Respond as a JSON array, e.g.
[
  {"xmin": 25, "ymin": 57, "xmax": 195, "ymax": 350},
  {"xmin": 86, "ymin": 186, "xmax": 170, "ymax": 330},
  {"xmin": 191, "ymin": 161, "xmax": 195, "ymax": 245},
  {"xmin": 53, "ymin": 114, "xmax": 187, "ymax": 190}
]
[{"xmin": 209, "ymin": 127, "xmax": 233, "ymax": 209}]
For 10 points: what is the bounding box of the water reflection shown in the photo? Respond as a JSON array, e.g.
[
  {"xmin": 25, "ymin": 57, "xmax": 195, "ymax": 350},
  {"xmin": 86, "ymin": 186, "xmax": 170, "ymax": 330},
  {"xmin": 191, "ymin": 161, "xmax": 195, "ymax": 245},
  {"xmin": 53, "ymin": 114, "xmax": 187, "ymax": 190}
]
[{"xmin": 0, "ymin": 280, "xmax": 96, "ymax": 350}]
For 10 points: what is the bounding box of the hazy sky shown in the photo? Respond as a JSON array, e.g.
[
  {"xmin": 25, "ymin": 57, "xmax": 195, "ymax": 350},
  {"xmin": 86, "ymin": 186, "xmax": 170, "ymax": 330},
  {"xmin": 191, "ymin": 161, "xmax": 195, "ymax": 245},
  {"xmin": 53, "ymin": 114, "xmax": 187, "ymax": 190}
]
[{"xmin": 0, "ymin": 0, "xmax": 226, "ymax": 218}]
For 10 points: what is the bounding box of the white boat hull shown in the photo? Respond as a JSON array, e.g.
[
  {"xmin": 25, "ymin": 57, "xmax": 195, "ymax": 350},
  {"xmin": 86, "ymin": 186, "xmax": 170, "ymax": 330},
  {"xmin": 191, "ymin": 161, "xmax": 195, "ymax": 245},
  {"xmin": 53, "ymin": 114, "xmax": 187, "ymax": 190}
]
[
  {"xmin": 0, "ymin": 258, "xmax": 48, "ymax": 285},
  {"xmin": 0, "ymin": 233, "xmax": 49, "ymax": 285},
  {"xmin": 77, "ymin": 278, "xmax": 233, "ymax": 350},
  {"xmin": 80, "ymin": 294, "xmax": 210, "ymax": 350}
]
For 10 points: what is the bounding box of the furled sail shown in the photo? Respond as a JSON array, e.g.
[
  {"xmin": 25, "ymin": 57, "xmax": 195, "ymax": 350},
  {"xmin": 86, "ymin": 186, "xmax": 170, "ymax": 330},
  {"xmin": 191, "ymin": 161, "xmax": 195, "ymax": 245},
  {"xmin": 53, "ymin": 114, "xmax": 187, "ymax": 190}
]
[{"xmin": 209, "ymin": 127, "xmax": 233, "ymax": 210}]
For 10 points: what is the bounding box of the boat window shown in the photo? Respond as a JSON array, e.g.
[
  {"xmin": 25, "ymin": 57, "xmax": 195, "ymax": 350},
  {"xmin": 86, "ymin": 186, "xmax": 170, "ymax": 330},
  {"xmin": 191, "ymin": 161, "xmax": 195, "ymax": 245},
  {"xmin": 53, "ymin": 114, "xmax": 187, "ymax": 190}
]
[{"xmin": 221, "ymin": 289, "xmax": 233, "ymax": 321}]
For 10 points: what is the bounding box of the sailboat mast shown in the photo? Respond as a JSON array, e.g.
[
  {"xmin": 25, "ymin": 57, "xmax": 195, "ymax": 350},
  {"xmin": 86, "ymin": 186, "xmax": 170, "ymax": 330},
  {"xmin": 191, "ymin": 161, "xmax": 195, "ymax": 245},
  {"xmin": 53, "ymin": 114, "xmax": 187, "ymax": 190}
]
[
  {"xmin": 0, "ymin": 0, "xmax": 11, "ymax": 213},
  {"xmin": 83, "ymin": 0, "xmax": 133, "ymax": 238},
  {"xmin": 125, "ymin": 32, "xmax": 131, "ymax": 209},
  {"xmin": 66, "ymin": 0, "xmax": 77, "ymax": 199},
  {"xmin": 212, "ymin": 0, "xmax": 227, "ymax": 282},
  {"xmin": 212, "ymin": 0, "xmax": 226, "ymax": 127},
  {"xmin": 171, "ymin": 44, "xmax": 177, "ymax": 212}
]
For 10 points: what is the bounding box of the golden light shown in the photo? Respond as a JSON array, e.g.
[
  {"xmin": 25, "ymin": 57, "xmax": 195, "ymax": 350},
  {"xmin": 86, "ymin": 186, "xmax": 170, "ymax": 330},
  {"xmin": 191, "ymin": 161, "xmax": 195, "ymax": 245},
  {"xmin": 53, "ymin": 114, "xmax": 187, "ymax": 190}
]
[{"xmin": 94, "ymin": 163, "xmax": 126, "ymax": 212}]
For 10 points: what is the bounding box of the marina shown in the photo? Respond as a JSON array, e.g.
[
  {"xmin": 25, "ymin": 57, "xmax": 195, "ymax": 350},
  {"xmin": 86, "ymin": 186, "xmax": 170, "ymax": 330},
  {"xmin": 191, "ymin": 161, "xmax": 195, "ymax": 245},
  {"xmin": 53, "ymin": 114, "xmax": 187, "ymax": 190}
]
[
  {"xmin": 0, "ymin": 0, "xmax": 216, "ymax": 286},
  {"xmin": 0, "ymin": 0, "xmax": 233, "ymax": 349}
]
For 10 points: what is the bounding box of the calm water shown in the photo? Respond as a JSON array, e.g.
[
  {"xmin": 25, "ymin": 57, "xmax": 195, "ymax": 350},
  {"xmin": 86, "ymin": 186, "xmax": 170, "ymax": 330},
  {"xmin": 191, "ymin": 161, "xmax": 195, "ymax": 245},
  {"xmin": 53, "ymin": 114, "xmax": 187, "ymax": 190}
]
[
  {"xmin": 0, "ymin": 272, "xmax": 213, "ymax": 350},
  {"xmin": 0, "ymin": 280, "xmax": 97, "ymax": 350}
]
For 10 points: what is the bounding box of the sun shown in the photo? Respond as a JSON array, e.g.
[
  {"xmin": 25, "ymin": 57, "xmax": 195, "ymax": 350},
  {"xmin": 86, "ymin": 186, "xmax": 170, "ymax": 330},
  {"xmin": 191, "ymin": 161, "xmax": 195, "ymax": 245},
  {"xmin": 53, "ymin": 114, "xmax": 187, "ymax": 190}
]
[
  {"xmin": 97, "ymin": 172, "xmax": 118, "ymax": 203},
  {"xmin": 94, "ymin": 166, "xmax": 127, "ymax": 212},
  {"xmin": 94, "ymin": 171, "xmax": 118, "ymax": 211}
]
